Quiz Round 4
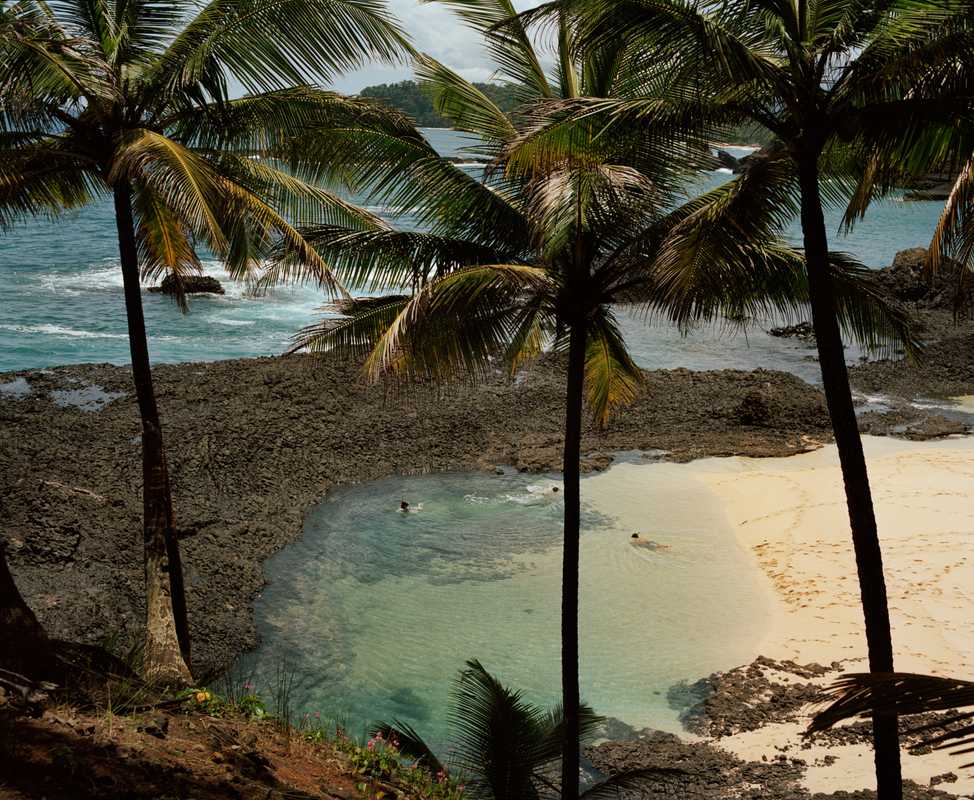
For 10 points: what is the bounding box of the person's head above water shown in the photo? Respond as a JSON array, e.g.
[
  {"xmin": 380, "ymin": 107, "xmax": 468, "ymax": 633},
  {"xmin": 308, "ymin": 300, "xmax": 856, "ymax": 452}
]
[
  {"xmin": 552, "ymin": 487, "xmax": 559, "ymax": 493},
  {"xmin": 400, "ymin": 500, "xmax": 409, "ymax": 511},
  {"xmin": 631, "ymin": 533, "xmax": 639, "ymax": 539}
]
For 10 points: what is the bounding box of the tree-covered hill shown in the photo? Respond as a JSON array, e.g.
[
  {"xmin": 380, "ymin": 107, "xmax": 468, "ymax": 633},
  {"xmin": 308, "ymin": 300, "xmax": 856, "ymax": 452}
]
[
  {"xmin": 357, "ymin": 79, "xmax": 770, "ymax": 144},
  {"xmin": 358, "ymin": 80, "xmax": 519, "ymax": 126}
]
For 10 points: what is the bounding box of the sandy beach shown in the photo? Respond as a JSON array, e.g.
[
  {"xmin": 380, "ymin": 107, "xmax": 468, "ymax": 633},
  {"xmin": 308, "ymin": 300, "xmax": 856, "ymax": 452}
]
[{"xmin": 683, "ymin": 436, "xmax": 974, "ymax": 794}]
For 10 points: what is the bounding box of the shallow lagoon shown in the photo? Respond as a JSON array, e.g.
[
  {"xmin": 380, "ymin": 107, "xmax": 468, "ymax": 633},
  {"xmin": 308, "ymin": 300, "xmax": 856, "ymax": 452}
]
[{"xmin": 239, "ymin": 460, "xmax": 773, "ymax": 743}]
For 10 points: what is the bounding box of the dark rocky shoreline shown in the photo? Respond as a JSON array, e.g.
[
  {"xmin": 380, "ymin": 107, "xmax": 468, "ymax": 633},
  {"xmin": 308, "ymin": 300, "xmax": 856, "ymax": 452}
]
[{"xmin": 0, "ymin": 355, "xmax": 835, "ymax": 678}]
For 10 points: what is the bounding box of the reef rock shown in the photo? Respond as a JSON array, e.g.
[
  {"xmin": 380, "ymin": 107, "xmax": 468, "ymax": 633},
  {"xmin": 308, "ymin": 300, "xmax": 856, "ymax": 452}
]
[{"xmin": 148, "ymin": 274, "xmax": 225, "ymax": 295}]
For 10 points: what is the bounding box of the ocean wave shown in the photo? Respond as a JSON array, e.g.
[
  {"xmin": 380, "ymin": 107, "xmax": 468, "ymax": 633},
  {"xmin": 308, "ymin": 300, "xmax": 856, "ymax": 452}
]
[
  {"xmin": 0, "ymin": 323, "xmax": 128, "ymax": 339},
  {"xmin": 39, "ymin": 265, "xmax": 124, "ymax": 293},
  {"xmin": 215, "ymin": 319, "xmax": 256, "ymax": 327}
]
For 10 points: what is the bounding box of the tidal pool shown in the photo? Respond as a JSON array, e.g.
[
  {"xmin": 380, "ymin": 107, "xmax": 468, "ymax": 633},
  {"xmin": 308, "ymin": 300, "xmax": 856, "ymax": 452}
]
[{"xmin": 238, "ymin": 460, "xmax": 773, "ymax": 742}]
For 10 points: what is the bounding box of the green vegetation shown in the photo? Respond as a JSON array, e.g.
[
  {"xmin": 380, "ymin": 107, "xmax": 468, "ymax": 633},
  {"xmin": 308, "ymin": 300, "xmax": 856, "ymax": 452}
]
[
  {"xmin": 0, "ymin": 0, "xmax": 408, "ymax": 683},
  {"xmin": 360, "ymin": 79, "xmax": 519, "ymax": 126},
  {"xmin": 375, "ymin": 659, "xmax": 683, "ymax": 799}
]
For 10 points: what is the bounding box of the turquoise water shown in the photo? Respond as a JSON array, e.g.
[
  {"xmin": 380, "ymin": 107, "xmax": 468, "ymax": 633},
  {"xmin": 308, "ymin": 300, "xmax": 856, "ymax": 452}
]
[
  {"xmin": 0, "ymin": 131, "xmax": 947, "ymax": 379},
  {"xmin": 238, "ymin": 462, "xmax": 773, "ymax": 743}
]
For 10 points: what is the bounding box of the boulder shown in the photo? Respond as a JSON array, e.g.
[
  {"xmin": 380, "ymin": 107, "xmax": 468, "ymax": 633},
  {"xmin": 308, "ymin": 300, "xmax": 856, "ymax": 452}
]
[
  {"xmin": 148, "ymin": 274, "xmax": 225, "ymax": 295},
  {"xmin": 715, "ymin": 149, "xmax": 738, "ymax": 170},
  {"xmin": 872, "ymin": 247, "xmax": 973, "ymax": 310},
  {"xmin": 903, "ymin": 185, "xmax": 952, "ymax": 202}
]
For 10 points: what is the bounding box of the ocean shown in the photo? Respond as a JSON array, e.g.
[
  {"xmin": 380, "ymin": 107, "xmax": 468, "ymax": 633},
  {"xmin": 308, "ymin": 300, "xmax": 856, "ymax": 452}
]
[{"xmin": 0, "ymin": 131, "xmax": 947, "ymax": 380}]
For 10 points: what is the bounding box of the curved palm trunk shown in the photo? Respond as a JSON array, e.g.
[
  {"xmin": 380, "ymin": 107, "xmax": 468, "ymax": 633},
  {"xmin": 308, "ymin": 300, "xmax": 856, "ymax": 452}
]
[
  {"xmin": 797, "ymin": 157, "xmax": 902, "ymax": 798},
  {"xmin": 113, "ymin": 181, "xmax": 192, "ymax": 686},
  {"xmin": 560, "ymin": 322, "xmax": 585, "ymax": 800},
  {"xmin": 0, "ymin": 543, "xmax": 51, "ymax": 675}
]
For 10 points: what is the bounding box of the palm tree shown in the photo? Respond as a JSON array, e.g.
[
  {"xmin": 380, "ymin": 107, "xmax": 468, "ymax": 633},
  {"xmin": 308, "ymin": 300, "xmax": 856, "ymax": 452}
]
[
  {"xmin": 0, "ymin": 543, "xmax": 50, "ymax": 676},
  {"xmin": 0, "ymin": 0, "xmax": 409, "ymax": 683},
  {"xmin": 284, "ymin": 5, "xmax": 914, "ymax": 794},
  {"xmin": 524, "ymin": 1, "xmax": 974, "ymax": 793},
  {"xmin": 374, "ymin": 658, "xmax": 685, "ymax": 799}
]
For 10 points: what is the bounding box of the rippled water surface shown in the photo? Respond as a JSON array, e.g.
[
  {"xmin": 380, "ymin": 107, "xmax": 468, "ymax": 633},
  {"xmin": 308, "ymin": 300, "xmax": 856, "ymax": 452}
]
[{"xmin": 238, "ymin": 462, "xmax": 773, "ymax": 742}]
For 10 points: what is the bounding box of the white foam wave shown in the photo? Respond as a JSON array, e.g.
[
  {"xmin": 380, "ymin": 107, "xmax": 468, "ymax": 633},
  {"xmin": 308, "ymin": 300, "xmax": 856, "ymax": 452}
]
[
  {"xmin": 0, "ymin": 323, "xmax": 127, "ymax": 339},
  {"xmin": 715, "ymin": 167, "xmax": 733, "ymax": 175},
  {"xmin": 215, "ymin": 319, "xmax": 256, "ymax": 327}
]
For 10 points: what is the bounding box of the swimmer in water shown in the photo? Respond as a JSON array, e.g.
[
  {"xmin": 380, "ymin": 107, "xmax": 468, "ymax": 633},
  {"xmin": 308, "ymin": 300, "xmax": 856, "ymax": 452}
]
[
  {"xmin": 631, "ymin": 533, "xmax": 669, "ymax": 551},
  {"xmin": 552, "ymin": 486, "xmax": 559, "ymax": 493},
  {"xmin": 400, "ymin": 500, "xmax": 409, "ymax": 512}
]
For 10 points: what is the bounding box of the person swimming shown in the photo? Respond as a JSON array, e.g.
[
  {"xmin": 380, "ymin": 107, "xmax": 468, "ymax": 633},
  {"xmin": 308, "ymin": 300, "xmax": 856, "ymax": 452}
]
[
  {"xmin": 631, "ymin": 533, "xmax": 669, "ymax": 551},
  {"xmin": 400, "ymin": 500, "xmax": 409, "ymax": 512}
]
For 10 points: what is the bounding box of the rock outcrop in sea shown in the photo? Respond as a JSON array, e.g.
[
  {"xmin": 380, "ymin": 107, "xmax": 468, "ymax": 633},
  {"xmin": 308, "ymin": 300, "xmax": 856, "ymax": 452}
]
[{"xmin": 148, "ymin": 274, "xmax": 225, "ymax": 295}]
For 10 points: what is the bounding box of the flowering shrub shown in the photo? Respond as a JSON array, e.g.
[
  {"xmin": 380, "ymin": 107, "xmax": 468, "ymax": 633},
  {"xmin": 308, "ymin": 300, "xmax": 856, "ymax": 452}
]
[
  {"xmin": 334, "ymin": 731, "xmax": 465, "ymax": 800},
  {"xmin": 178, "ymin": 687, "xmax": 225, "ymax": 715}
]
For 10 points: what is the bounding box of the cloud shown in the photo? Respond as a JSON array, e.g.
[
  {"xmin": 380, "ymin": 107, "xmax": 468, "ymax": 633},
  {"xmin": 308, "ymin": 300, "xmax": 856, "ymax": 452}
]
[{"xmin": 329, "ymin": 0, "xmax": 543, "ymax": 93}]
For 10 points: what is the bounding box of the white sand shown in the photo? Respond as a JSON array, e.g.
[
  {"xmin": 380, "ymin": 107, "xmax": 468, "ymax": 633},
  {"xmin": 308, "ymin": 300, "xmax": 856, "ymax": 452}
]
[
  {"xmin": 951, "ymin": 395, "xmax": 974, "ymax": 415},
  {"xmin": 680, "ymin": 436, "xmax": 974, "ymax": 794}
]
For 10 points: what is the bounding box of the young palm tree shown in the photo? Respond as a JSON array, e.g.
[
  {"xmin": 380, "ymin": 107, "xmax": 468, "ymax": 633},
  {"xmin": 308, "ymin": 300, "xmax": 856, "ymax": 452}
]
[
  {"xmin": 0, "ymin": 0, "xmax": 409, "ymax": 683},
  {"xmin": 284, "ymin": 5, "xmax": 914, "ymax": 794},
  {"xmin": 523, "ymin": 1, "xmax": 974, "ymax": 793},
  {"xmin": 374, "ymin": 659, "xmax": 685, "ymax": 799}
]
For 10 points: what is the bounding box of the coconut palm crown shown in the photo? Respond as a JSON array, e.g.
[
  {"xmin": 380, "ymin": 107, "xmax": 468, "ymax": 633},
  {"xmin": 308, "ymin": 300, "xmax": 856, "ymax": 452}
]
[
  {"xmin": 285, "ymin": 2, "xmax": 916, "ymax": 796},
  {"xmin": 0, "ymin": 0, "xmax": 410, "ymax": 683}
]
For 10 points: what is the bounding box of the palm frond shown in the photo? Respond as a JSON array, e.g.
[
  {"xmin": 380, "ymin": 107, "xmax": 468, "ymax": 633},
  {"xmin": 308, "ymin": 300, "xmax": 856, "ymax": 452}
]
[
  {"xmin": 371, "ymin": 720, "xmax": 446, "ymax": 775},
  {"xmin": 584, "ymin": 309, "xmax": 642, "ymax": 427},
  {"xmin": 291, "ymin": 226, "xmax": 510, "ymax": 293},
  {"xmin": 448, "ymin": 658, "xmax": 551, "ymax": 799},
  {"xmin": 132, "ymin": 183, "xmax": 201, "ymax": 311},
  {"xmin": 150, "ymin": 0, "xmax": 411, "ymax": 97},
  {"xmin": 289, "ymin": 294, "xmax": 409, "ymax": 358},
  {"xmin": 415, "ymin": 53, "xmax": 518, "ymax": 145},
  {"xmin": 425, "ymin": 0, "xmax": 552, "ymax": 100},
  {"xmin": 810, "ymin": 672, "xmax": 974, "ymax": 767},
  {"xmin": 358, "ymin": 263, "xmax": 552, "ymax": 383}
]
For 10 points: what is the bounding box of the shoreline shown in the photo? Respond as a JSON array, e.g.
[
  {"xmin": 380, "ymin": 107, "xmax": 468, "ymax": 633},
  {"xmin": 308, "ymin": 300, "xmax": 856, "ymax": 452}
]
[
  {"xmin": 0, "ymin": 354, "xmax": 834, "ymax": 677},
  {"xmin": 3, "ymin": 331, "xmax": 974, "ymax": 796},
  {"xmin": 593, "ymin": 436, "xmax": 974, "ymax": 797}
]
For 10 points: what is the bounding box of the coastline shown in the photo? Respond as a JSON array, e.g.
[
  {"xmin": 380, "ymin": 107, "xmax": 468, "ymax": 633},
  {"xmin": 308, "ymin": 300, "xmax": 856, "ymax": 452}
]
[
  {"xmin": 606, "ymin": 436, "xmax": 974, "ymax": 797},
  {"xmin": 3, "ymin": 329, "xmax": 974, "ymax": 795},
  {"xmin": 0, "ymin": 354, "xmax": 832, "ymax": 677}
]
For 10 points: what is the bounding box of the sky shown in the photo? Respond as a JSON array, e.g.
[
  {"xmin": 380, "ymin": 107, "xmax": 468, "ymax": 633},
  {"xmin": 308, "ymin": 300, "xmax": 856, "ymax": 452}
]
[{"xmin": 329, "ymin": 0, "xmax": 543, "ymax": 93}]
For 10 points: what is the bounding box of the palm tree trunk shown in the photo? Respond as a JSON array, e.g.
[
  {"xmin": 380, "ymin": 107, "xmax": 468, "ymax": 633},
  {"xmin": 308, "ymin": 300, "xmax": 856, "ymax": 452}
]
[
  {"xmin": 0, "ymin": 542, "xmax": 50, "ymax": 675},
  {"xmin": 797, "ymin": 156, "xmax": 902, "ymax": 799},
  {"xmin": 560, "ymin": 322, "xmax": 585, "ymax": 800},
  {"xmin": 112, "ymin": 181, "xmax": 192, "ymax": 686}
]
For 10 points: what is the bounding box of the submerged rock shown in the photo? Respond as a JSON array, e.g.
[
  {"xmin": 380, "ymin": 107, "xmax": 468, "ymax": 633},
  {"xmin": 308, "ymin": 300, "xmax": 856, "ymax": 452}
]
[
  {"xmin": 148, "ymin": 274, "xmax": 225, "ymax": 295},
  {"xmin": 768, "ymin": 321, "xmax": 815, "ymax": 343}
]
